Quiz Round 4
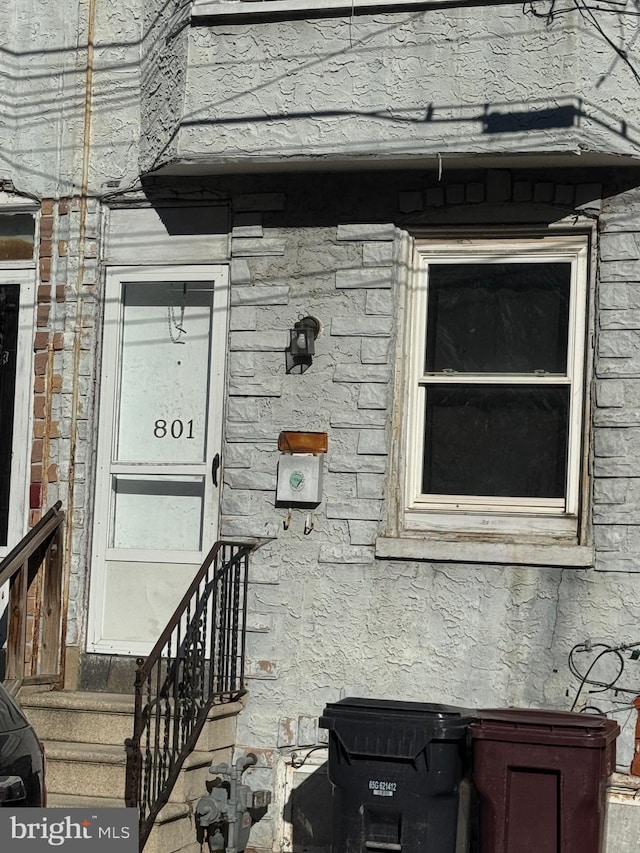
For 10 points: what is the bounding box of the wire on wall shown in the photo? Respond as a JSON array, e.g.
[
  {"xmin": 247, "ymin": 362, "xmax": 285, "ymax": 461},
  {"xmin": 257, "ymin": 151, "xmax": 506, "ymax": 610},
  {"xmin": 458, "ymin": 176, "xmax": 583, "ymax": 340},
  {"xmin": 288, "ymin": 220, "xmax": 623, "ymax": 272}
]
[{"xmin": 568, "ymin": 640, "xmax": 640, "ymax": 713}]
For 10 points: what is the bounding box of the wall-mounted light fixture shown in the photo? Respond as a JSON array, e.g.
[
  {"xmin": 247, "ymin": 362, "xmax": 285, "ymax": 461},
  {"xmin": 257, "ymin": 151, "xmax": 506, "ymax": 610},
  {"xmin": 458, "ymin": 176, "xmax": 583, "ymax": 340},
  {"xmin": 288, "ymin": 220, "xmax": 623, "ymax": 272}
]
[{"xmin": 286, "ymin": 316, "xmax": 320, "ymax": 374}]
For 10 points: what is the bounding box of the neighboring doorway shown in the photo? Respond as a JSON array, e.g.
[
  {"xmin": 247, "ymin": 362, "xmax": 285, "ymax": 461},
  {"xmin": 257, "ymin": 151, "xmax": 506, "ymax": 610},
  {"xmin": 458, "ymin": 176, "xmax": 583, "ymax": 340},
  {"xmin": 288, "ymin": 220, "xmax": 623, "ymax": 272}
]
[{"xmin": 0, "ymin": 268, "xmax": 34, "ymax": 556}]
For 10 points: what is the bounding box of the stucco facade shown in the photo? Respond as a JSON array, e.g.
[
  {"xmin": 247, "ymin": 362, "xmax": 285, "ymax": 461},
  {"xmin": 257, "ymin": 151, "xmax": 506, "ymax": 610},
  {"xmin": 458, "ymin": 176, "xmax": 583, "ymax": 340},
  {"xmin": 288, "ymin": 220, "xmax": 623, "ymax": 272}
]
[{"xmin": 3, "ymin": 0, "xmax": 640, "ymax": 849}]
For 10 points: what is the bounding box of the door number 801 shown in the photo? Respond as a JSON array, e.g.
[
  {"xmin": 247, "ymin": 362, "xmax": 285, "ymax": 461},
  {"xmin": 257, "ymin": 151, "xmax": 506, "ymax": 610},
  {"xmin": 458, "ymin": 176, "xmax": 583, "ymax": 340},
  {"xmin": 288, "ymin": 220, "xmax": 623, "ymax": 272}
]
[{"xmin": 153, "ymin": 419, "xmax": 195, "ymax": 439}]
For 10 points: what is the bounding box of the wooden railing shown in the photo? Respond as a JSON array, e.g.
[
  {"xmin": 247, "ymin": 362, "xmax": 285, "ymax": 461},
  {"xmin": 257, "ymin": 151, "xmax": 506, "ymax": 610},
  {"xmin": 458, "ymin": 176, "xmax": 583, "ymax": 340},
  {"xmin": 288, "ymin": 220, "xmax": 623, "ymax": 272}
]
[
  {"xmin": 0, "ymin": 501, "xmax": 66, "ymax": 689},
  {"xmin": 124, "ymin": 540, "xmax": 255, "ymax": 850}
]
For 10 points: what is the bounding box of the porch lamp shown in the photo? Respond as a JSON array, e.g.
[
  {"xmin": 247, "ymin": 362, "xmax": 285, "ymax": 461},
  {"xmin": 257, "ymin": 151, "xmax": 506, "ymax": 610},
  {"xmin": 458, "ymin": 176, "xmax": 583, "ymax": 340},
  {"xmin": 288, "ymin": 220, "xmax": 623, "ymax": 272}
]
[
  {"xmin": 290, "ymin": 316, "xmax": 320, "ymax": 358},
  {"xmin": 287, "ymin": 315, "xmax": 321, "ymax": 374}
]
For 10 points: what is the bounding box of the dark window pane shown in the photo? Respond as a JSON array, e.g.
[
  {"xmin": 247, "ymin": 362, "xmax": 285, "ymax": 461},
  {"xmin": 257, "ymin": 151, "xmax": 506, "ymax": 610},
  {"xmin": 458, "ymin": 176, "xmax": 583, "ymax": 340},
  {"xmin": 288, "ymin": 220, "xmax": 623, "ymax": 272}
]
[
  {"xmin": 0, "ymin": 284, "xmax": 19, "ymax": 545},
  {"xmin": 422, "ymin": 385, "xmax": 569, "ymax": 499},
  {"xmin": 426, "ymin": 263, "xmax": 571, "ymax": 374},
  {"xmin": 0, "ymin": 214, "xmax": 35, "ymax": 261}
]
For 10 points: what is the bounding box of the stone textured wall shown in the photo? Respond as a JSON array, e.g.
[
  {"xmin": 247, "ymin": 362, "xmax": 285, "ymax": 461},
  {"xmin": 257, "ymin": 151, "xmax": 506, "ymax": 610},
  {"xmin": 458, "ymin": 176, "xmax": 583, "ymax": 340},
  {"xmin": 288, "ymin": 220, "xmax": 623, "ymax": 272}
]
[
  {"xmin": 4, "ymin": 1, "xmax": 640, "ymax": 848},
  {"xmin": 91, "ymin": 0, "xmax": 143, "ymax": 190},
  {"xmin": 0, "ymin": 0, "xmax": 86, "ymax": 197},
  {"xmin": 595, "ymin": 186, "xmax": 640, "ymax": 570},
  {"xmin": 138, "ymin": 0, "xmax": 188, "ymax": 174},
  {"xmin": 174, "ymin": 6, "xmax": 640, "ymax": 167},
  {"xmin": 194, "ymin": 168, "xmax": 640, "ymax": 849}
]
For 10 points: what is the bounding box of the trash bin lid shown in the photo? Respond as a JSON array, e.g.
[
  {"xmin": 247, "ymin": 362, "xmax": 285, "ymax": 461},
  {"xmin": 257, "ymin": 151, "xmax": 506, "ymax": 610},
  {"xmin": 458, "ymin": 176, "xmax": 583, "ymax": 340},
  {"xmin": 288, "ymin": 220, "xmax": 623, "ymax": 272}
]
[
  {"xmin": 319, "ymin": 698, "xmax": 475, "ymax": 759},
  {"xmin": 320, "ymin": 696, "xmax": 475, "ymax": 728},
  {"xmin": 470, "ymin": 708, "xmax": 619, "ymax": 748}
]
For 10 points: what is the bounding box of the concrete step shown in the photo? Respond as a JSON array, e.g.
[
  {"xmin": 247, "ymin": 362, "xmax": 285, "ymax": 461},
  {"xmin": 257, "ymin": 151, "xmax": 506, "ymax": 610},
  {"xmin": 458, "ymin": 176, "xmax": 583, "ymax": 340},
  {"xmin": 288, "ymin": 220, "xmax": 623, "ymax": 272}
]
[
  {"xmin": 45, "ymin": 794, "xmax": 202, "ymax": 853},
  {"xmin": 20, "ymin": 689, "xmax": 135, "ymax": 746},
  {"xmin": 145, "ymin": 802, "xmax": 200, "ymax": 853},
  {"xmin": 44, "ymin": 741, "xmax": 127, "ymax": 798},
  {"xmin": 17, "ymin": 690, "xmax": 244, "ymax": 853},
  {"xmin": 44, "ymin": 743, "xmax": 236, "ymax": 806},
  {"xmin": 169, "ymin": 747, "xmax": 230, "ymax": 803},
  {"xmin": 47, "ymin": 792, "xmax": 126, "ymax": 809}
]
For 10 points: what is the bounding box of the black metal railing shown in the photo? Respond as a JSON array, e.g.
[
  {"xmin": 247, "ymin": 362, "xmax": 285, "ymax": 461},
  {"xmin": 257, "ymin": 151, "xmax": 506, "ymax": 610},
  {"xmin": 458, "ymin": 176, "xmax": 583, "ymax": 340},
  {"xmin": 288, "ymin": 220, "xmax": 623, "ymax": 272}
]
[{"xmin": 124, "ymin": 540, "xmax": 254, "ymax": 850}]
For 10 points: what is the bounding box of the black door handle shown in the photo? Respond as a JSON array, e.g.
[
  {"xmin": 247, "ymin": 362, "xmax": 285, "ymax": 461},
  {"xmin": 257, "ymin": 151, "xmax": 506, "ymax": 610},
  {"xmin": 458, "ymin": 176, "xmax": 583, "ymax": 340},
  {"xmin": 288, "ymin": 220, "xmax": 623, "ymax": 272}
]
[{"xmin": 211, "ymin": 452, "xmax": 221, "ymax": 487}]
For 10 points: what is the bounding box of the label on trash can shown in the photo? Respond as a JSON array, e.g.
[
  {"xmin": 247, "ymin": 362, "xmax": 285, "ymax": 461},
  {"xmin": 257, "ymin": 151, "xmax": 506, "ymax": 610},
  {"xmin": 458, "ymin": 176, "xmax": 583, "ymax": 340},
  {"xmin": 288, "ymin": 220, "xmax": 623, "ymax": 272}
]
[{"xmin": 369, "ymin": 780, "xmax": 397, "ymax": 797}]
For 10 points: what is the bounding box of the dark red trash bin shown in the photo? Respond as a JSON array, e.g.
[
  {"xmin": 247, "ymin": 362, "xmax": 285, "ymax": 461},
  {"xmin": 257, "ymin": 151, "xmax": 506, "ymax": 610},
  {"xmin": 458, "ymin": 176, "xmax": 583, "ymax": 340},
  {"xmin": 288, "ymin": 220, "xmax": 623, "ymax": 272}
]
[{"xmin": 470, "ymin": 709, "xmax": 618, "ymax": 853}]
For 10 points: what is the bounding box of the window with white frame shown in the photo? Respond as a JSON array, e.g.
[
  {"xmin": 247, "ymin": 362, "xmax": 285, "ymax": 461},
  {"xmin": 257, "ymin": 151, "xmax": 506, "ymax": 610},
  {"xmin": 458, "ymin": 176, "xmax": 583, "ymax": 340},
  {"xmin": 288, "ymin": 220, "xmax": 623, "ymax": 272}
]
[{"xmin": 402, "ymin": 235, "xmax": 589, "ymax": 541}]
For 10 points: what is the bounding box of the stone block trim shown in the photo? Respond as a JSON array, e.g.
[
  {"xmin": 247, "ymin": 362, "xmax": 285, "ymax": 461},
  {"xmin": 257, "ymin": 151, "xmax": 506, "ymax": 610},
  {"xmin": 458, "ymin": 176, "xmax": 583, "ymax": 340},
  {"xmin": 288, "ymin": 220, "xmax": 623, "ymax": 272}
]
[
  {"xmin": 318, "ymin": 544, "xmax": 375, "ymax": 563},
  {"xmin": 231, "ymin": 285, "xmax": 290, "ymax": 306},
  {"xmin": 337, "ymin": 223, "xmax": 395, "ymax": 242},
  {"xmin": 336, "ymin": 267, "xmax": 392, "ymax": 289},
  {"xmin": 29, "ymin": 198, "xmax": 69, "ymax": 518},
  {"xmin": 595, "ymin": 183, "xmax": 640, "ymax": 569},
  {"xmin": 330, "ymin": 317, "xmax": 392, "ymax": 337},
  {"xmin": 396, "ymin": 174, "xmax": 602, "ymax": 213},
  {"xmin": 232, "ymin": 213, "xmax": 264, "ymax": 239},
  {"xmin": 231, "ymin": 238, "xmax": 286, "ymax": 257},
  {"xmin": 230, "ymin": 331, "xmax": 285, "ymax": 352}
]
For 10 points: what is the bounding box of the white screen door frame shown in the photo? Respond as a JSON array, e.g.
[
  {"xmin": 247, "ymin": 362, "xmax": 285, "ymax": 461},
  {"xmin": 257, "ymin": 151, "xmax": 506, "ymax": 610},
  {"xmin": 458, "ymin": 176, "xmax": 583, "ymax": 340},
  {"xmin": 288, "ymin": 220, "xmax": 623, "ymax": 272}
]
[{"xmin": 87, "ymin": 264, "xmax": 228, "ymax": 656}]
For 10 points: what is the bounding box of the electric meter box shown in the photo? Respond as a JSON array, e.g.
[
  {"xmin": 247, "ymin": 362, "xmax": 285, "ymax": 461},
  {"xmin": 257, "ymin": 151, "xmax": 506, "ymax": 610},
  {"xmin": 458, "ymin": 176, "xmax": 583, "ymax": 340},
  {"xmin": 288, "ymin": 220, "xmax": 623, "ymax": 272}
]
[{"xmin": 276, "ymin": 453, "xmax": 323, "ymax": 505}]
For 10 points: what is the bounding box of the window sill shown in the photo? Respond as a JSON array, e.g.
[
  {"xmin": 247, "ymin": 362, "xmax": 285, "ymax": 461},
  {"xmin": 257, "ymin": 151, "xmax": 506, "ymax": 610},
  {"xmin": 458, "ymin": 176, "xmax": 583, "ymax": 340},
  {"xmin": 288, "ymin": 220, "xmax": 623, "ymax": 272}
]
[{"xmin": 375, "ymin": 536, "xmax": 593, "ymax": 568}]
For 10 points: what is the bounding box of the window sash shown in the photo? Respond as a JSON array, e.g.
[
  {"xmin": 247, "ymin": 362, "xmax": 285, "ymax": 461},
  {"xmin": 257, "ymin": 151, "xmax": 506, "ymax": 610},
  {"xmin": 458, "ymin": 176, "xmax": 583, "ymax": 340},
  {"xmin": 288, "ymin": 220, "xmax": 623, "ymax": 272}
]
[
  {"xmin": 406, "ymin": 237, "xmax": 588, "ymax": 519},
  {"xmin": 421, "ymin": 384, "xmax": 571, "ymax": 500}
]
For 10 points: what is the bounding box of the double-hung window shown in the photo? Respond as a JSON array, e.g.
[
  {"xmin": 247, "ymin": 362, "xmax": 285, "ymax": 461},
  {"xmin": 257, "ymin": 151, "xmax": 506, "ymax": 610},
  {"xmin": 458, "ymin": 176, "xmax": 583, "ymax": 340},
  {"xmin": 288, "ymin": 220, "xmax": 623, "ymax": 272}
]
[{"xmin": 403, "ymin": 235, "xmax": 589, "ymax": 543}]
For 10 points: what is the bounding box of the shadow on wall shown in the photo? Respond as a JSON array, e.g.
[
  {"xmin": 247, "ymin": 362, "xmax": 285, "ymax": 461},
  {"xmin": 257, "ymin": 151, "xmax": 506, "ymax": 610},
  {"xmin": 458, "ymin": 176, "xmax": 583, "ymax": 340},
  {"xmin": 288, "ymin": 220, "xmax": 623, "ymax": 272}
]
[
  {"xmin": 281, "ymin": 756, "xmax": 479, "ymax": 853},
  {"xmin": 177, "ymin": 94, "xmax": 640, "ymax": 156},
  {"xmin": 283, "ymin": 760, "xmax": 332, "ymax": 853}
]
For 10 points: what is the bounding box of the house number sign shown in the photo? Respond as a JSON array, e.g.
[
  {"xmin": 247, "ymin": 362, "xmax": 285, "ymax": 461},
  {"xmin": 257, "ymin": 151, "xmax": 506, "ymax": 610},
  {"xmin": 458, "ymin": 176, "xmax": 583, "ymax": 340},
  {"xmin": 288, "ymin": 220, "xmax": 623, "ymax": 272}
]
[{"xmin": 153, "ymin": 419, "xmax": 196, "ymax": 439}]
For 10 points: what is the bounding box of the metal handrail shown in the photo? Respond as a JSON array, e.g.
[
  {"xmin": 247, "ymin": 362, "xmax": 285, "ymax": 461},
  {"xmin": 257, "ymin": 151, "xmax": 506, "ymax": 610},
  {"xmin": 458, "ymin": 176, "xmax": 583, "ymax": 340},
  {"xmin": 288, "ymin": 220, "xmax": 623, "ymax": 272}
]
[
  {"xmin": 124, "ymin": 540, "xmax": 256, "ymax": 850},
  {"xmin": 0, "ymin": 501, "xmax": 66, "ymax": 687}
]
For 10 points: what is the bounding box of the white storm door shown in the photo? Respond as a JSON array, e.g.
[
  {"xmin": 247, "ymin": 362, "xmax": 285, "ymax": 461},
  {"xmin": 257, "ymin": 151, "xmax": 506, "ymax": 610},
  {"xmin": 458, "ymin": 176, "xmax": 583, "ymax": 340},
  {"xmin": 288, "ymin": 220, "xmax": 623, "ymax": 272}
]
[{"xmin": 88, "ymin": 265, "xmax": 228, "ymax": 656}]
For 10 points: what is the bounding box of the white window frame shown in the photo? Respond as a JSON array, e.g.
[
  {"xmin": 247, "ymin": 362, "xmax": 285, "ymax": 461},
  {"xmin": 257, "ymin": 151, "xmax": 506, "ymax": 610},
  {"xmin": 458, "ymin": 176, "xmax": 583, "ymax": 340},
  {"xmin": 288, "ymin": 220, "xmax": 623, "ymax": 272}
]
[
  {"xmin": 400, "ymin": 234, "xmax": 589, "ymax": 544},
  {"xmin": 0, "ymin": 266, "xmax": 35, "ymax": 556}
]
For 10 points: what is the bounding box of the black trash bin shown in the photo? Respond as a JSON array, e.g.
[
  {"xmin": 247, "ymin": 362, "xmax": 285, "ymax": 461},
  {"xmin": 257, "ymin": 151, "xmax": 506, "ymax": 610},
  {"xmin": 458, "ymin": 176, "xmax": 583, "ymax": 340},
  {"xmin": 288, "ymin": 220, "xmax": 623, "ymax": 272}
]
[{"xmin": 319, "ymin": 698, "xmax": 474, "ymax": 853}]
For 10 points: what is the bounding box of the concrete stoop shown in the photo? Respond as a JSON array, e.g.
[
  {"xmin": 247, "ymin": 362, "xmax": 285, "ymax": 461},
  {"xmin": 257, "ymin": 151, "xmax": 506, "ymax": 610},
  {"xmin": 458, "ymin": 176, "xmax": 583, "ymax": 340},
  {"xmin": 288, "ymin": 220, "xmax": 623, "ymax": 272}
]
[
  {"xmin": 19, "ymin": 689, "xmax": 244, "ymax": 853},
  {"xmin": 605, "ymin": 773, "xmax": 640, "ymax": 853}
]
